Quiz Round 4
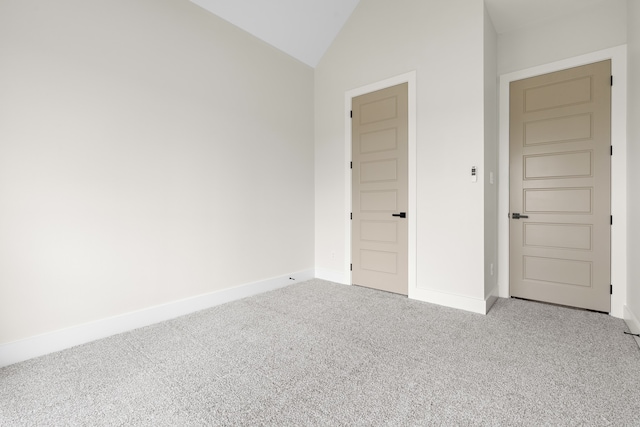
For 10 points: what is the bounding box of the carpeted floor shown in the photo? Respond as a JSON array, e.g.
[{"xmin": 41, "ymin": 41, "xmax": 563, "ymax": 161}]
[{"xmin": 1, "ymin": 279, "xmax": 639, "ymax": 426}]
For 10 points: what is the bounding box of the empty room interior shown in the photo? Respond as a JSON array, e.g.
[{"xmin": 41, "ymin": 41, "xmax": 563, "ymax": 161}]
[{"xmin": 1, "ymin": 0, "xmax": 640, "ymax": 424}]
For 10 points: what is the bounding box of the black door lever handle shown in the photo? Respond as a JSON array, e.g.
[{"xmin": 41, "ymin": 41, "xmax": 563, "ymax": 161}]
[
  {"xmin": 392, "ymin": 212, "xmax": 406, "ymax": 218},
  {"xmin": 511, "ymin": 213, "xmax": 529, "ymax": 219}
]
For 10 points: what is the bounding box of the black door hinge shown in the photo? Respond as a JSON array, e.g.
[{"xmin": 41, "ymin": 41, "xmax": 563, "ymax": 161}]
[
  {"xmin": 610, "ymin": 284, "xmax": 613, "ymax": 295},
  {"xmin": 611, "ymin": 76, "xmax": 613, "ymax": 86},
  {"xmin": 350, "ymin": 161, "xmax": 352, "ymax": 169},
  {"xmin": 350, "ymin": 110, "xmax": 353, "ymax": 118},
  {"xmin": 350, "ymin": 212, "xmax": 352, "ymax": 220},
  {"xmin": 350, "ymin": 264, "xmax": 352, "ymax": 271},
  {"xmin": 611, "ymin": 215, "xmax": 613, "ymax": 225},
  {"xmin": 611, "ymin": 146, "xmax": 613, "ymax": 156}
]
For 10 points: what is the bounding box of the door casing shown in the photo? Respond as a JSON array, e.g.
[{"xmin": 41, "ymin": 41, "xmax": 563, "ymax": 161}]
[{"xmin": 498, "ymin": 45, "xmax": 628, "ymax": 318}]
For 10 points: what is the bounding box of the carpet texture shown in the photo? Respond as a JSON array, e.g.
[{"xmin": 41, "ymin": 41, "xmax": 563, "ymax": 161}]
[{"xmin": 1, "ymin": 279, "xmax": 639, "ymax": 426}]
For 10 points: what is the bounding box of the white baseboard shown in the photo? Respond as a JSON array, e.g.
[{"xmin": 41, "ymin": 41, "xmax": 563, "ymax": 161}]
[
  {"xmin": 315, "ymin": 268, "xmax": 348, "ymax": 285},
  {"xmin": 409, "ymin": 287, "xmax": 491, "ymax": 315},
  {"xmin": 0, "ymin": 269, "xmax": 315, "ymax": 368},
  {"xmin": 624, "ymin": 305, "xmax": 640, "ymax": 349}
]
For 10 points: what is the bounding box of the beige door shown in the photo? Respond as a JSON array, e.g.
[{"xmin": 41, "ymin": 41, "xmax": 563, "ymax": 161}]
[
  {"xmin": 352, "ymin": 83, "xmax": 408, "ymax": 295},
  {"xmin": 510, "ymin": 60, "xmax": 611, "ymax": 312}
]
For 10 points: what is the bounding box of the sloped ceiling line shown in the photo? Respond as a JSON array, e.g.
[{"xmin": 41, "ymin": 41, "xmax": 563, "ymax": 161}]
[{"xmin": 191, "ymin": 0, "xmax": 615, "ymax": 68}]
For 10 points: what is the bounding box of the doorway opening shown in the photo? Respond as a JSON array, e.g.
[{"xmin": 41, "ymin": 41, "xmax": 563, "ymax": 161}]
[{"xmin": 498, "ymin": 45, "xmax": 627, "ymax": 317}]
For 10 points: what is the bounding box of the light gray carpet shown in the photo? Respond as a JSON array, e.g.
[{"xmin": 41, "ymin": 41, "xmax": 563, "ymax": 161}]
[{"xmin": 1, "ymin": 279, "xmax": 639, "ymax": 426}]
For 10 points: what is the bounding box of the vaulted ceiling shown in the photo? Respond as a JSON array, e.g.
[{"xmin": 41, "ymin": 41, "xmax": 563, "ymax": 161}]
[
  {"xmin": 190, "ymin": 0, "xmax": 360, "ymax": 67},
  {"xmin": 190, "ymin": 0, "xmax": 613, "ymax": 67}
]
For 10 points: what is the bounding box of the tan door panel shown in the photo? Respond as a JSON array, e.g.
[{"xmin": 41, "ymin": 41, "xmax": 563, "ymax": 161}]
[
  {"xmin": 524, "ymin": 151, "xmax": 592, "ymax": 179},
  {"xmin": 352, "ymin": 83, "xmax": 408, "ymax": 295},
  {"xmin": 523, "ymin": 223, "xmax": 592, "ymax": 251},
  {"xmin": 524, "ymin": 114, "xmax": 593, "ymax": 145},
  {"xmin": 510, "ymin": 60, "xmax": 611, "ymax": 312},
  {"xmin": 524, "ymin": 188, "xmax": 592, "ymax": 213}
]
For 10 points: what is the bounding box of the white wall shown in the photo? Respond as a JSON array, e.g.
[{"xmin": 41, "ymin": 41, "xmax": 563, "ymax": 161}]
[
  {"xmin": 498, "ymin": 0, "xmax": 627, "ymax": 74},
  {"xmin": 315, "ymin": 0, "xmax": 489, "ymax": 311},
  {"xmin": 0, "ymin": 0, "xmax": 314, "ymax": 345},
  {"xmin": 626, "ymin": 0, "xmax": 640, "ymax": 336},
  {"xmin": 484, "ymin": 6, "xmax": 498, "ymax": 300}
]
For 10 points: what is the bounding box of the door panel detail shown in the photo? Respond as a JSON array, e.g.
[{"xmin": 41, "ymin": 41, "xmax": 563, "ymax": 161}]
[
  {"xmin": 524, "ymin": 151, "xmax": 592, "ymax": 180},
  {"xmin": 360, "ymin": 221, "xmax": 398, "ymax": 243},
  {"xmin": 524, "ymin": 76, "xmax": 592, "ymax": 112},
  {"xmin": 523, "ymin": 223, "xmax": 592, "ymax": 250},
  {"xmin": 523, "ymin": 257, "xmax": 592, "ymax": 288},
  {"xmin": 360, "ymin": 159, "xmax": 398, "ymax": 183},
  {"xmin": 360, "ymin": 250, "xmax": 398, "ymax": 274},
  {"xmin": 360, "ymin": 97, "xmax": 397, "ymax": 124},
  {"xmin": 524, "ymin": 188, "xmax": 592, "ymax": 213},
  {"xmin": 360, "ymin": 190, "xmax": 397, "ymax": 212},
  {"xmin": 524, "ymin": 114, "xmax": 592, "ymax": 146},
  {"xmin": 360, "ymin": 129, "xmax": 398, "ymax": 153}
]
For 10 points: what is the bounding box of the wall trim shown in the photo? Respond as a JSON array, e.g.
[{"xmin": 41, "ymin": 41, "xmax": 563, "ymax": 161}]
[
  {"xmin": 486, "ymin": 284, "xmax": 500, "ymax": 313},
  {"xmin": 315, "ymin": 268, "xmax": 348, "ymax": 284},
  {"xmin": 625, "ymin": 305, "xmax": 640, "ymax": 333},
  {"xmin": 498, "ymin": 45, "xmax": 628, "ymax": 318},
  {"xmin": 344, "ymin": 71, "xmax": 417, "ymax": 298},
  {"xmin": 411, "ymin": 288, "xmax": 494, "ymax": 315},
  {"xmin": 0, "ymin": 269, "xmax": 315, "ymax": 368},
  {"xmin": 624, "ymin": 305, "xmax": 640, "ymax": 349}
]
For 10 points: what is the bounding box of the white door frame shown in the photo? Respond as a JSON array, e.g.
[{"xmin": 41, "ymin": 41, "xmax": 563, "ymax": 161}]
[
  {"xmin": 344, "ymin": 71, "xmax": 417, "ymax": 297},
  {"xmin": 498, "ymin": 45, "xmax": 628, "ymax": 318}
]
